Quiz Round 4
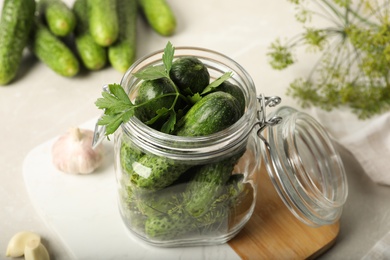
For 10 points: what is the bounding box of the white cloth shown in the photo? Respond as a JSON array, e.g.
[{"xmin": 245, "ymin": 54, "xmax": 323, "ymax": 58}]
[
  {"xmin": 310, "ymin": 108, "xmax": 390, "ymax": 186},
  {"xmin": 309, "ymin": 108, "xmax": 390, "ymax": 259},
  {"xmin": 362, "ymin": 232, "xmax": 390, "ymax": 260}
]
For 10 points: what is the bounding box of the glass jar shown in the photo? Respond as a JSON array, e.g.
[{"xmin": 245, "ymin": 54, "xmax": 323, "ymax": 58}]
[{"xmin": 103, "ymin": 47, "xmax": 348, "ymax": 247}]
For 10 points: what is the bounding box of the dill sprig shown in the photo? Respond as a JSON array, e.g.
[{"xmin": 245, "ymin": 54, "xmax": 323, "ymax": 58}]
[{"xmin": 268, "ymin": 0, "xmax": 390, "ymax": 119}]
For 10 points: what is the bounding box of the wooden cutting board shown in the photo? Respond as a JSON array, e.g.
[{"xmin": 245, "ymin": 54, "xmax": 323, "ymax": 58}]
[{"xmin": 228, "ymin": 164, "xmax": 340, "ymax": 259}]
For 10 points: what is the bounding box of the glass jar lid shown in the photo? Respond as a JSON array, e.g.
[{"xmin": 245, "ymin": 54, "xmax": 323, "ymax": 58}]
[{"xmin": 258, "ymin": 101, "xmax": 348, "ymax": 227}]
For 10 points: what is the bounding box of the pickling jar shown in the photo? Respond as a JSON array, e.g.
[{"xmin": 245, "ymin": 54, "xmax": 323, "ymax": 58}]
[{"xmin": 99, "ymin": 47, "xmax": 348, "ymax": 247}]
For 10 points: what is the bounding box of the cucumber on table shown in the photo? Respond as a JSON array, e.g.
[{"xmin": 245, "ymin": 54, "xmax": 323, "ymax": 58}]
[
  {"xmin": 108, "ymin": 0, "xmax": 138, "ymax": 73},
  {"xmin": 29, "ymin": 20, "xmax": 80, "ymax": 77},
  {"xmin": 38, "ymin": 0, "xmax": 76, "ymax": 37},
  {"xmin": 138, "ymin": 0, "xmax": 176, "ymax": 36},
  {"xmin": 73, "ymin": 0, "xmax": 107, "ymax": 70},
  {"xmin": 0, "ymin": 0, "xmax": 36, "ymax": 85},
  {"xmin": 88, "ymin": 0, "xmax": 119, "ymax": 46}
]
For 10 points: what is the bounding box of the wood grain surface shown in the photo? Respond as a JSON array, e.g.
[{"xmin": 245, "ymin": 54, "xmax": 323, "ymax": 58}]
[{"xmin": 228, "ymin": 164, "xmax": 340, "ymax": 259}]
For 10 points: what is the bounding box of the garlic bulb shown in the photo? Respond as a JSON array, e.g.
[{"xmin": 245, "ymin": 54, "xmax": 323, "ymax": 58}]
[{"xmin": 52, "ymin": 127, "xmax": 104, "ymax": 174}]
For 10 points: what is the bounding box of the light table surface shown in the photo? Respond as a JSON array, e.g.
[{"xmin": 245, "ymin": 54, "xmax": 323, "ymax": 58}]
[{"xmin": 1, "ymin": 0, "xmax": 390, "ymax": 259}]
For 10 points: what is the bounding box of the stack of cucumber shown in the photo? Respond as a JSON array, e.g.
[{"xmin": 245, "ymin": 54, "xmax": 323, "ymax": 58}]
[
  {"xmin": 0, "ymin": 0, "xmax": 176, "ymax": 85},
  {"xmin": 117, "ymin": 54, "xmax": 253, "ymax": 241}
]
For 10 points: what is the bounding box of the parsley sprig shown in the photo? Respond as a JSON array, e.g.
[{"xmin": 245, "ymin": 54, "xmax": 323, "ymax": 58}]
[
  {"xmin": 95, "ymin": 84, "xmax": 134, "ymax": 135},
  {"xmin": 95, "ymin": 42, "xmax": 232, "ymax": 136},
  {"xmin": 268, "ymin": 0, "xmax": 390, "ymax": 119}
]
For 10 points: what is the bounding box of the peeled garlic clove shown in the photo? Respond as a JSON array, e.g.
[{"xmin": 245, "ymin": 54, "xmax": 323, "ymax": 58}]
[
  {"xmin": 52, "ymin": 127, "xmax": 104, "ymax": 174},
  {"xmin": 24, "ymin": 239, "xmax": 50, "ymax": 260},
  {"xmin": 6, "ymin": 231, "xmax": 41, "ymax": 257}
]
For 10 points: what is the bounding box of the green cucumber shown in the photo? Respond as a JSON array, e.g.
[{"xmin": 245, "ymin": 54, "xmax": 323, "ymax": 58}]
[
  {"xmin": 120, "ymin": 140, "xmax": 144, "ymax": 174},
  {"xmin": 134, "ymin": 78, "xmax": 177, "ymax": 124},
  {"xmin": 0, "ymin": 0, "xmax": 35, "ymax": 85},
  {"xmin": 212, "ymin": 81, "xmax": 246, "ymax": 116},
  {"xmin": 144, "ymin": 173, "xmax": 247, "ymax": 240},
  {"xmin": 130, "ymin": 184, "xmax": 187, "ymax": 217},
  {"xmin": 39, "ymin": 0, "xmax": 76, "ymax": 37},
  {"xmin": 169, "ymin": 57, "xmax": 210, "ymax": 95},
  {"xmin": 138, "ymin": 0, "xmax": 176, "ymax": 36},
  {"xmin": 88, "ymin": 0, "xmax": 119, "ymax": 46},
  {"xmin": 108, "ymin": 0, "xmax": 137, "ymax": 73},
  {"xmin": 145, "ymin": 212, "xmax": 195, "ymax": 240},
  {"xmin": 183, "ymin": 160, "xmax": 235, "ymax": 217},
  {"xmin": 29, "ymin": 20, "xmax": 79, "ymax": 77},
  {"xmin": 174, "ymin": 91, "xmax": 242, "ymax": 136},
  {"xmin": 73, "ymin": 0, "xmax": 107, "ymax": 70},
  {"xmin": 129, "ymin": 153, "xmax": 191, "ymax": 191}
]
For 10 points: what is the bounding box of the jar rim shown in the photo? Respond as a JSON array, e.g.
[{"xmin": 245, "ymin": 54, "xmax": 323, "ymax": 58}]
[
  {"xmin": 119, "ymin": 46, "xmax": 258, "ymax": 161},
  {"xmin": 261, "ymin": 106, "xmax": 348, "ymax": 226}
]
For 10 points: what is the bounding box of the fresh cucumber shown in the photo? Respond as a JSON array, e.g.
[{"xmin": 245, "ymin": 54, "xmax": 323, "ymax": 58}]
[
  {"xmin": 88, "ymin": 0, "xmax": 119, "ymax": 46},
  {"xmin": 120, "ymin": 140, "xmax": 144, "ymax": 175},
  {"xmin": 38, "ymin": 0, "xmax": 76, "ymax": 37},
  {"xmin": 211, "ymin": 80, "xmax": 246, "ymax": 116},
  {"xmin": 169, "ymin": 57, "xmax": 210, "ymax": 95},
  {"xmin": 0, "ymin": 0, "xmax": 36, "ymax": 85},
  {"xmin": 183, "ymin": 160, "xmax": 235, "ymax": 217},
  {"xmin": 138, "ymin": 0, "xmax": 176, "ymax": 36},
  {"xmin": 108, "ymin": 0, "xmax": 137, "ymax": 73},
  {"xmin": 129, "ymin": 183, "xmax": 187, "ymax": 217},
  {"xmin": 174, "ymin": 91, "xmax": 242, "ymax": 136},
  {"xmin": 134, "ymin": 78, "xmax": 177, "ymax": 124},
  {"xmin": 145, "ymin": 212, "xmax": 195, "ymax": 240},
  {"xmin": 129, "ymin": 153, "xmax": 191, "ymax": 191},
  {"xmin": 73, "ymin": 0, "xmax": 107, "ymax": 70},
  {"xmin": 144, "ymin": 173, "xmax": 247, "ymax": 240},
  {"xmin": 29, "ymin": 20, "xmax": 79, "ymax": 77}
]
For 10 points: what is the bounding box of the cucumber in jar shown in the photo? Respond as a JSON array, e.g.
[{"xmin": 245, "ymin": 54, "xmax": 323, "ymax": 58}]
[
  {"xmin": 169, "ymin": 56, "xmax": 210, "ymax": 95},
  {"xmin": 174, "ymin": 91, "xmax": 242, "ymax": 137},
  {"xmin": 144, "ymin": 173, "xmax": 247, "ymax": 240},
  {"xmin": 129, "ymin": 153, "xmax": 191, "ymax": 191},
  {"xmin": 134, "ymin": 77, "xmax": 177, "ymax": 125}
]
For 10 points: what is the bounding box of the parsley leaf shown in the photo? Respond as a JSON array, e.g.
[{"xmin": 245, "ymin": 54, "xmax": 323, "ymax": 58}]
[
  {"xmin": 161, "ymin": 110, "xmax": 176, "ymax": 134},
  {"xmin": 133, "ymin": 41, "xmax": 175, "ymax": 80},
  {"xmin": 132, "ymin": 65, "xmax": 166, "ymax": 80},
  {"xmin": 94, "ymin": 42, "xmax": 179, "ymax": 136},
  {"xmin": 201, "ymin": 72, "xmax": 232, "ymax": 95},
  {"xmin": 95, "ymin": 83, "xmax": 135, "ymax": 135},
  {"xmin": 163, "ymin": 41, "xmax": 174, "ymax": 73},
  {"xmin": 188, "ymin": 93, "xmax": 202, "ymax": 104}
]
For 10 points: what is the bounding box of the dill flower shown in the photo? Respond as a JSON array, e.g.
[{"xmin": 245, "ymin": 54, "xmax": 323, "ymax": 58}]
[{"xmin": 268, "ymin": 0, "xmax": 390, "ymax": 119}]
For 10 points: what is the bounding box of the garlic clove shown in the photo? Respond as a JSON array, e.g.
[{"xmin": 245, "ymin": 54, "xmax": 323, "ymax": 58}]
[
  {"xmin": 52, "ymin": 127, "xmax": 104, "ymax": 174},
  {"xmin": 24, "ymin": 238, "xmax": 50, "ymax": 260},
  {"xmin": 6, "ymin": 231, "xmax": 41, "ymax": 257}
]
